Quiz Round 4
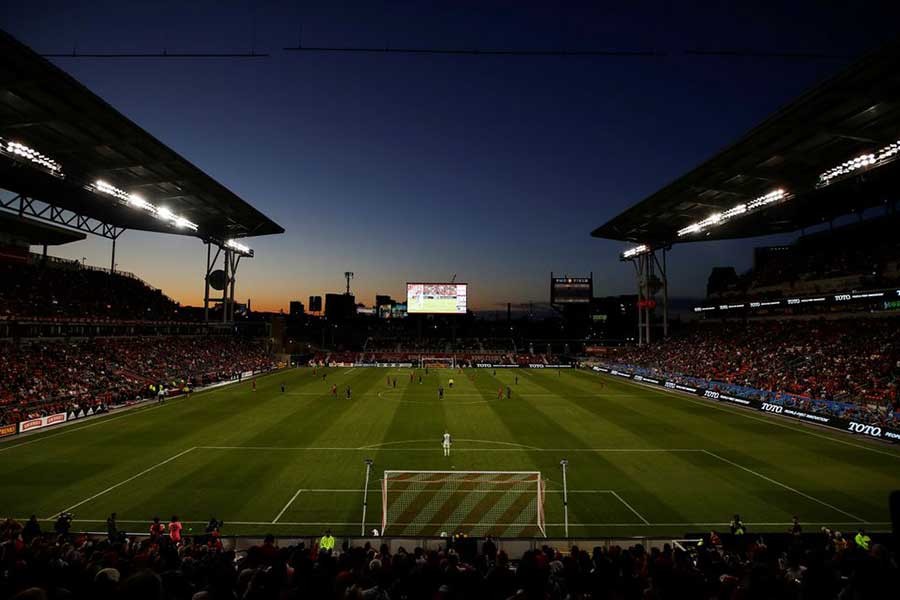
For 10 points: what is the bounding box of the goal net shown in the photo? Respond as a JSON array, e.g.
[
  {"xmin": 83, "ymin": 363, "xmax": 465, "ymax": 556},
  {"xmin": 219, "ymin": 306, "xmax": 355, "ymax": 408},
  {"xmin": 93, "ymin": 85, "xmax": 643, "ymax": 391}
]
[
  {"xmin": 381, "ymin": 470, "xmax": 545, "ymax": 537},
  {"xmin": 420, "ymin": 356, "xmax": 455, "ymax": 368}
]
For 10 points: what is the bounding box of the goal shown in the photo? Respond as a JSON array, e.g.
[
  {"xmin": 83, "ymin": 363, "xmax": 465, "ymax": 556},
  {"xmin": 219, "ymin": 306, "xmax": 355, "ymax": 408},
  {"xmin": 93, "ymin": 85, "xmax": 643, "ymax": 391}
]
[
  {"xmin": 381, "ymin": 470, "xmax": 545, "ymax": 537},
  {"xmin": 420, "ymin": 356, "xmax": 455, "ymax": 368}
]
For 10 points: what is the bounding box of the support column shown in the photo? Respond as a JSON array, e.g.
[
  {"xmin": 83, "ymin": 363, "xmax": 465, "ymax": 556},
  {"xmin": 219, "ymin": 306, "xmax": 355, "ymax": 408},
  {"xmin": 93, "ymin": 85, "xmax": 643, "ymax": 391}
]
[
  {"xmin": 633, "ymin": 260, "xmax": 642, "ymax": 345},
  {"xmin": 110, "ymin": 235, "xmax": 117, "ymax": 274},
  {"xmin": 662, "ymin": 248, "xmax": 669, "ymax": 338},
  {"xmin": 645, "ymin": 253, "xmax": 652, "ymax": 345},
  {"xmin": 204, "ymin": 242, "xmax": 211, "ymax": 324},
  {"xmin": 221, "ymin": 248, "xmax": 230, "ymax": 324}
]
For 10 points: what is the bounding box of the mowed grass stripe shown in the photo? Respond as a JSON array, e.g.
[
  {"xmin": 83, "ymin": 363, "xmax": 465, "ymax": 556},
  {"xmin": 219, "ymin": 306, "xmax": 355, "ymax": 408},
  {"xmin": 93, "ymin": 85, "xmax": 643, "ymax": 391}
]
[
  {"xmin": 581, "ymin": 371, "xmax": 898, "ymax": 521},
  {"xmin": 0, "ymin": 367, "xmax": 897, "ymax": 536}
]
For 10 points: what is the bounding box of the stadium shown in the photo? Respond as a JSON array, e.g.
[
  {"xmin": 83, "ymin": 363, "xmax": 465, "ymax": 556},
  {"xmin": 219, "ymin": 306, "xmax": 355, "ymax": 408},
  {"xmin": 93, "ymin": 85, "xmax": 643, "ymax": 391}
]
[{"xmin": 2, "ymin": 7, "xmax": 900, "ymax": 600}]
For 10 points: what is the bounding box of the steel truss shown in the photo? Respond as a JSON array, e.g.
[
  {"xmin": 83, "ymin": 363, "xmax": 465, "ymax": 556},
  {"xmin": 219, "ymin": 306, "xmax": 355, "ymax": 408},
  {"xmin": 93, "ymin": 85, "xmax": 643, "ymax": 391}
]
[
  {"xmin": 1, "ymin": 191, "xmax": 251, "ymax": 323},
  {"xmin": 0, "ymin": 193, "xmax": 124, "ymax": 240},
  {"xmin": 1, "ymin": 192, "xmax": 125, "ymax": 272}
]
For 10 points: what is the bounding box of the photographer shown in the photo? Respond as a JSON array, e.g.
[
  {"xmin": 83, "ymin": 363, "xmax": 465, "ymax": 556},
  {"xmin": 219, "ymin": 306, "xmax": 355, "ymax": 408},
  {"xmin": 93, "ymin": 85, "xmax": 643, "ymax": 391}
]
[{"xmin": 54, "ymin": 512, "xmax": 72, "ymax": 538}]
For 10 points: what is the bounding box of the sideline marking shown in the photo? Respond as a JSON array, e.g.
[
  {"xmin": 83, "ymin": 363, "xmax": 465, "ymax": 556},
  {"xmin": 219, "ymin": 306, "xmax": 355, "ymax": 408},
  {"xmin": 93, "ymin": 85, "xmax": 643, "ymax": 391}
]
[
  {"xmin": 273, "ymin": 488, "xmax": 304, "ymax": 523},
  {"xmin": 26, "ymin": 518, "xmax": 892, "ymax": 528},
  {"xmin": 702, "ymin": 449, "xmax": 867, "ymax": 523},
  {"xmin": 49, "ymin": 447, "xmax": 197, "ymax": 519}
]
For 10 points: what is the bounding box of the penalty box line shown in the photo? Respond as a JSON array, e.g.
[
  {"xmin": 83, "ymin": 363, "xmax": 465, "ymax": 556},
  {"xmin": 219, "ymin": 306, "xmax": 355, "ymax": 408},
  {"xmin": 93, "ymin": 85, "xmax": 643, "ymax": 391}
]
[
  {"xmin": 701, "ymin": 449, "xmax": 868, "ymax": 523},
  {"xmin": 48, "ymin": 447, "xmax": 198, "ymax": 520}
]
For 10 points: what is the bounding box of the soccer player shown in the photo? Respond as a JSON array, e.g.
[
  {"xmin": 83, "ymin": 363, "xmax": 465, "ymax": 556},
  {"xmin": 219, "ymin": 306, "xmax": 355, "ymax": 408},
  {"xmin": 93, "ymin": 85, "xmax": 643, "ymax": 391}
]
[
  {"xmin": 149, "ymin": 516, "xmax": 165, "ymax": 541},
  {"xmin": 506, "ymin": 385, "xmax": 511, "ymax": 399},
  {"xmin": 281, "ymin": 383, "xmax": 285, "ymax": 393},
  {"xmin": 251, "ymin": 380, "xmax": 256, "ymax": 392},
  {"xmin": 448, "ymin": 378, "xmax": 454, "ymax": 388},
  {"xmin": 331, "ymin": 384, "xmax": 337, "ymax": 398},
  {"xmin": 346, "ymin": 386, "xmax": 352, "ymax": 400},
  {"xmin": 515, "ymin": 375, "xmax": 519, "ymax": 385},
  {"xmin": 438, "ymin": 386, "xmax": 444, "ymax": 400},
  {"xmin": 497, "ymin": 386, "xmax": 503, "ymax": 400},
  {"xmin": 169, "ymin": 515, "xmax": 183, "ymax": 545},
  {"xmin": 393, "ymin": 377, "xmax": 397, "ymax": 388},
  {"xmin": 442, "ymin": 431, "xmax": 452, "ymax": 457}
]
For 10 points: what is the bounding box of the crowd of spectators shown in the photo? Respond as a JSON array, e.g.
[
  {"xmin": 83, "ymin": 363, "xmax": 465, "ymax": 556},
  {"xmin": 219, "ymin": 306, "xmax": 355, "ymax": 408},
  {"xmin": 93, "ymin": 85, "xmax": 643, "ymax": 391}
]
[
  {"xmin": 606, "ymin": 318, "xmax": 900, "ymax": 426},
  {"xmin": 0, "ymin": 256, "xmax": 184, "ymax": 322},
  {"xmin": 363, "ymin": 338, "xmax": 517, "ymax": 354},
  {"xmin": 311, "ymin": 351, "xmax": 565, "ymax": 368},
  {"xmin": 709, "ymin": 215, "xmax": 900, "ymax": 300},
  {"xmin": 1, "ymin": 516, "xmax": 895, "ymax": 599},
  {"xmin": 0, "ymin": 336, "xmax": 274, "ymax": 425}
]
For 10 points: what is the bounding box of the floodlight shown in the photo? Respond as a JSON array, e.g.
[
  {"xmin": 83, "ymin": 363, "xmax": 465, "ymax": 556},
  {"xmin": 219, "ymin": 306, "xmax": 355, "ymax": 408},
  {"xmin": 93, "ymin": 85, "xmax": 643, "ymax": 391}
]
[
  {"xmin": 677, "ymin": 189, "xmax": 787, "ymax": 237},
  {"xmin": 3, "ymin": 140, "xmax": 63, "ymax": 175}
]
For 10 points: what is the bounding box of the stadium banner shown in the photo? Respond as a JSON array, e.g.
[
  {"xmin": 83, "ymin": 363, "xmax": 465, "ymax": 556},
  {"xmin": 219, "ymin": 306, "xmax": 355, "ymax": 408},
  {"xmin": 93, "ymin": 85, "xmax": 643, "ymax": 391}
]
[
  {"xmin": 476, "ymin": 363, "xmax": 569, "ymax": 369},
  {"xmin": 0, "ymin": 423, "xmax": 16, "ymax": 438},
  {"xmin": 18, "ymin": 412, "xmax": 67, "ymax": 433},
  {"xmin": 594, "ymin": 366, "xmax": 900, "ymax": 442}
]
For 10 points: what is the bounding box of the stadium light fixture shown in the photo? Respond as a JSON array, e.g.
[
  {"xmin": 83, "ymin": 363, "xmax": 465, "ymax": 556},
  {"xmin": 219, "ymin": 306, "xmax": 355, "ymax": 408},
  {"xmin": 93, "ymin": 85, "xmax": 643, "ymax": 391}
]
[
  {"xmin": 2, "ymin": 139, "xmax": 64, "ymax": 177},
  {"xmin": 621, "ymin": 244, "xmax": 651, "ymax": 260},
  {"xmin": 92, "ymin": 180, "xmax": 198, "ymax": 231},
  {"xmin": 817, "ymin": 139, "xmax": 900, "ymax": 187},
  {"xmin": 677, "ymin": 188, "xmax": 787, "ymax": 238},
  {"xmin": 225, "ymin": 238, "xmax": 252, "ymax": 256}
]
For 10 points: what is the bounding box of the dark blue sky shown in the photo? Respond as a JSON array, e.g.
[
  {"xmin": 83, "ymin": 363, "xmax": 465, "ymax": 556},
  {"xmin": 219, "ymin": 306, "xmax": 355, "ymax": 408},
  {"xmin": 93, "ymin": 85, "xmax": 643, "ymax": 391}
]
[{"xmin": 5, "ymin": 1, "xmax": 899, "ymax": 311}]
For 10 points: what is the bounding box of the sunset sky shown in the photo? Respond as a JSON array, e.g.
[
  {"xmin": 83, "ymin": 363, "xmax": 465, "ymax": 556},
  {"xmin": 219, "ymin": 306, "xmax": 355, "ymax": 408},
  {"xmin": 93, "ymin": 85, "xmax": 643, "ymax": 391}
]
[{"xmin": 5, "ymin": 2, "xmax": 899, "ymax": 312}]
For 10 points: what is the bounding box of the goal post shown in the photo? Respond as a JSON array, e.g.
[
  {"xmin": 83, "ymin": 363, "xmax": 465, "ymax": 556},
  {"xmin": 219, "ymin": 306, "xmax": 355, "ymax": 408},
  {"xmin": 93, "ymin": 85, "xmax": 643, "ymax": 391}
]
[
  {"xmin": 420, "ymin": 356, "xmax": 455, "ymax": 368},
  {"xmin": 381, "ymin": 470, "xmax": 545, "ymax": 537}
]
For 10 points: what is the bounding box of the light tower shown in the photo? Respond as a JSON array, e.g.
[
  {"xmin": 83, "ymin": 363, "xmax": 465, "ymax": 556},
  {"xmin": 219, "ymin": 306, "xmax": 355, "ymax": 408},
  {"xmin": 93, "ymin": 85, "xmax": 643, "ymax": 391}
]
[{"xmin": 344, "ymin": 271, "xmax": 354, "ymax": 295}]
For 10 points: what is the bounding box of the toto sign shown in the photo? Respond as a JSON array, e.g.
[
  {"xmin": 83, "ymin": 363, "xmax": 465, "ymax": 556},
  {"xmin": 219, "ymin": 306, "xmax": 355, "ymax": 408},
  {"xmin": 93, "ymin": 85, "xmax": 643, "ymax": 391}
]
[
  {"xmin": 761, "ymin": 402, "xmax": 784, "ymax": 414},
  {"xmin": 704, "ymin": 390, "xmax": 720, "ymax": 400},
  {"xmin": 847, "ymin": 422, "xmax": 882, "ymax": 437}
]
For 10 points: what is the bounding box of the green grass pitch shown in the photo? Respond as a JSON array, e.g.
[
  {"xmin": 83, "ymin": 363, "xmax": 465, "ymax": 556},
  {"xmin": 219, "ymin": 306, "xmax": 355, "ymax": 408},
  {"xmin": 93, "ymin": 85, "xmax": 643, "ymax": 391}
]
[{"xmin": 1, "ymin": 367, "xmax": 898, "ymax": 538}]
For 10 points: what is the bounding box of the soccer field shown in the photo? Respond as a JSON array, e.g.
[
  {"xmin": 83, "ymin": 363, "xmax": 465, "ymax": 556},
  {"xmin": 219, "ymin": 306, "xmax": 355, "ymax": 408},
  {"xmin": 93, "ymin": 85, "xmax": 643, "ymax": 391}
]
[{"xmin": 2, "ymin": 367, "xmax": 898, "ymax": 539}]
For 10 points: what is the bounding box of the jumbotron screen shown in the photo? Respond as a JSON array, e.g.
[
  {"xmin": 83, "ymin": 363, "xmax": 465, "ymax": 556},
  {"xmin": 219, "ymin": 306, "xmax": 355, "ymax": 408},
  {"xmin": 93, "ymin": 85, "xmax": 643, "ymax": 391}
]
[{"xmin": 407, "ymin": 283, "xmax": 468, "ymax": 314}]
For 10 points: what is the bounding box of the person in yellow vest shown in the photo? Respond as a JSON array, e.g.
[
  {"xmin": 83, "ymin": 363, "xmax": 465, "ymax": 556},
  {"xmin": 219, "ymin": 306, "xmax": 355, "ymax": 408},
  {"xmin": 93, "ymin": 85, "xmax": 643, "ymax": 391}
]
[
  {"xmin": 319, "ymin": 529, "xmax": 335, "ymax": 554},
  {"xmin": 854, "ymin": 528, "xmax": 871, "ymax": 551}
]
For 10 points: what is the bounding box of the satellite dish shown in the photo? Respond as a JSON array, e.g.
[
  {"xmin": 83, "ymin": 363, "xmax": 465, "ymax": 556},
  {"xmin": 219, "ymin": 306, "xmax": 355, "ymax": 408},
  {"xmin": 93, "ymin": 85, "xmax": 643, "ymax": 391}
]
[{"xmin": 207, "ymin": 269, "xmax": 227, "ymax": 291}]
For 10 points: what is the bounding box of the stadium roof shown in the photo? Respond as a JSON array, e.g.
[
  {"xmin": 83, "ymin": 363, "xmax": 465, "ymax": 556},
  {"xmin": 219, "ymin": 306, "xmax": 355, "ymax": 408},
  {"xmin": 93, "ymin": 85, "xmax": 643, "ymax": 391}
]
[
  {"xmin": 592, "ymin": 40, "xmax": 900, "ymax": 246},
  {"xmin": 0, "ymin": 211, "xmax": 86, "ymax": 245},
  {"xmin": 0, "ymin": 30, "xmax": 284, "ymax": 240}
]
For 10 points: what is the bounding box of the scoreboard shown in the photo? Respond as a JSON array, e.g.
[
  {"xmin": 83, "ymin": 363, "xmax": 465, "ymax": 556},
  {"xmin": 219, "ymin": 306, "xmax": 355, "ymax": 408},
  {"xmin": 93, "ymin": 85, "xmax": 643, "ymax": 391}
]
[{"xmin": 551, "ymin": 275, "xmax": 593, "ymax": 305}]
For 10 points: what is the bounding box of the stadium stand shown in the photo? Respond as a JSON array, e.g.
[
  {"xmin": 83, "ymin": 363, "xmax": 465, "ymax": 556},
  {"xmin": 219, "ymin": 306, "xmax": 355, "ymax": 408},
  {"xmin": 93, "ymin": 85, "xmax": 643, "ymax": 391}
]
[
  {"xmin": 604, "ymin": 317, "xmax": 900, "ymax": 427},
  {"xmin": 0, "ymin": 520, "xmax": 893, "ymax": 600},
  {"xmin": 0, "ymin": 337, "xmax": 274, "ymax": 426},
  {"xmin": 0, "ymin": 254, "xmax": 184, "ymax": 321},
  {"xmin": 708, "ymin": 215, "xmax": 900, "ymax": 300}
]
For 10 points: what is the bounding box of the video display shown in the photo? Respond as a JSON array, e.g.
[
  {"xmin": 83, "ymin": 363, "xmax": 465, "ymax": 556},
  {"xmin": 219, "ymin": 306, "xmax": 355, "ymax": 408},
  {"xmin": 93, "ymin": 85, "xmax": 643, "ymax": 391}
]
[{"xmin": 407, "ymin": 283, "xmax": 467, "ymax": 314}]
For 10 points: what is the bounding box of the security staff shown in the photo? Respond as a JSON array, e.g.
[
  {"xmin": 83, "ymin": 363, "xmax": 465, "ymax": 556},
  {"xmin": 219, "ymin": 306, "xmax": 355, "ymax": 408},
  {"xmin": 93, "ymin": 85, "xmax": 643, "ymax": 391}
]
[
  {"xmin": 319, "ymin": 529, "xmax": 335, "ymax": 553},
  {"xmin": 855, "ymin": 528, "xmax": 871, "ymax": 551}
]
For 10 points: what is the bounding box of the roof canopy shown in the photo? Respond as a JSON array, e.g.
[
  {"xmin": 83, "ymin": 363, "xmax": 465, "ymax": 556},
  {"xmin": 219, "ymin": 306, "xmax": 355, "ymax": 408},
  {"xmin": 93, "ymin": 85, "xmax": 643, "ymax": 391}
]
[
  {"xmin": 0, "ymin": 30, "xmax": 284, "ymax": 240},
  {"xmin": 0, "ymin": 211, "xmax": 86, "ymax": 245},
  {"xmin": 592, "ymin": 40, "xmax": 900, "ymax": 246}
]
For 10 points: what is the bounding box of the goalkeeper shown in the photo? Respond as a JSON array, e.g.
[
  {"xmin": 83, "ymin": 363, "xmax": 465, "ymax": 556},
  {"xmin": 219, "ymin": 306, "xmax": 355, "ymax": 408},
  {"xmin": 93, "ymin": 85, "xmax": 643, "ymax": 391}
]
[{"xmin": 442, "ymin": 431, "xmax": 452, "ymax": 457}]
